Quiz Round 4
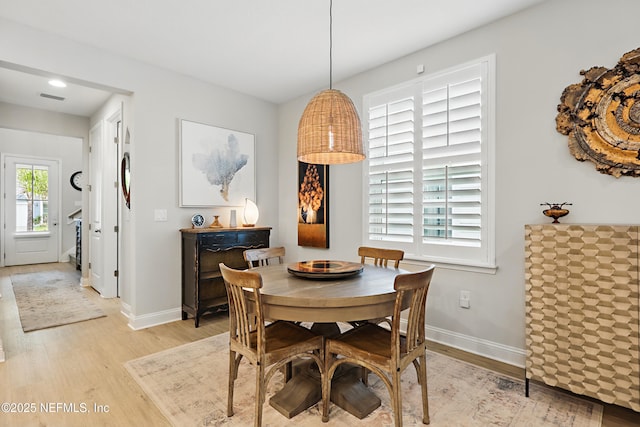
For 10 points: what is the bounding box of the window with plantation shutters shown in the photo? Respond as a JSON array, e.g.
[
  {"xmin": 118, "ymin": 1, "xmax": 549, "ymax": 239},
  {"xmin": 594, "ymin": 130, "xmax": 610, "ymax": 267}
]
[
  {"xmin": 367, "ymin": 91, "xmax": 415, "ymax": 243},
  {"xmin": 363, "ymin": 56, "xmax": 495, "ymax": 269}
]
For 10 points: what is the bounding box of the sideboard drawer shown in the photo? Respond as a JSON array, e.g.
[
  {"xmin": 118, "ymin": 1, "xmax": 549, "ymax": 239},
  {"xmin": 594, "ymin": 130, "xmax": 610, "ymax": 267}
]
[
  {"xmin": 238, "ymin": 229, "xmax": 270, "ymax": 245},
  {"xmin": 199, "ymin": 232, "xmax": 238, "ymax": 248}
]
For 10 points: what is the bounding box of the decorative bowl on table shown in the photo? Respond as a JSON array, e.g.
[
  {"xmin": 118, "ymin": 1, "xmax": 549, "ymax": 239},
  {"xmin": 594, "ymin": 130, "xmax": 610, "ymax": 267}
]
[{"xmin": 287, "ymin": 260, "xmax": 363, "ymax": 279}]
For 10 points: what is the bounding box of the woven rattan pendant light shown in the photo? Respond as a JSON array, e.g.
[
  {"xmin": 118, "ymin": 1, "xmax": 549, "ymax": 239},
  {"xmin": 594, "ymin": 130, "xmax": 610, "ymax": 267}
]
[{"xmin": 297, "ymin": 0, "xmax": 365, "ymax": 165}]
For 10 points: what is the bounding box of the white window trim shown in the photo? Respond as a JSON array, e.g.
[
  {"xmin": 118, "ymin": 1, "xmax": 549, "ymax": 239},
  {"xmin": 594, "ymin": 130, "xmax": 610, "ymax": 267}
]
[{"xmin": 362, "ymin": 54, "xmax": 496, "ymax": 272}]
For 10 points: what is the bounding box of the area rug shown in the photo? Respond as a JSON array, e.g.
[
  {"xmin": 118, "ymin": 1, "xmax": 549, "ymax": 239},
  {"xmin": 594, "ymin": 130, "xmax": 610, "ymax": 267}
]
[
  {"xmin": 124, "ymin": 333, "xmax": 602, "ymax": 426},
  {"xmin": 11, "ymin": 270, "xmax": 106, "ymax": 332}
]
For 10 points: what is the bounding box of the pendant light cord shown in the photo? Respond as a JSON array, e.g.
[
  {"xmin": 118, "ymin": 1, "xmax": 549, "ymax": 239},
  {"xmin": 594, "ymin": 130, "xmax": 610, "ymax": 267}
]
[{"xmin": 329, "ymin": 0, "xmax": 333, "ymax": 89}]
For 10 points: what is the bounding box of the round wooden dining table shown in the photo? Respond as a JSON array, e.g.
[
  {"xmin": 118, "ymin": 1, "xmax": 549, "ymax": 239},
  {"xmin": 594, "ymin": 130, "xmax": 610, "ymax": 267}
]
[
  {"xmin": 251, "ymin": 261, "xmax": 410, "ymax": 420},
  {"xmin": 255, "ymin": 261, "xmax": 408, "ymax": 322}
]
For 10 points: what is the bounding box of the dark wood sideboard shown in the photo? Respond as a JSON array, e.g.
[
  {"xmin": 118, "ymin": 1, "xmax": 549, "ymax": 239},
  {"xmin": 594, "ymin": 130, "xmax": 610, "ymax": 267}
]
[{"xmin": 180, "ymin": 226, "xmax": 271, "ymax": 327}]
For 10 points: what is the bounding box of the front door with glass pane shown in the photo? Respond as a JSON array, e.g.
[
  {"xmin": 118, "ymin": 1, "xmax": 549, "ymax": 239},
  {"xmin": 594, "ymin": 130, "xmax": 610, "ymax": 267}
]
[{"xmin": 3, "ymin": 155, "xmax": 59, "ymax": 265}]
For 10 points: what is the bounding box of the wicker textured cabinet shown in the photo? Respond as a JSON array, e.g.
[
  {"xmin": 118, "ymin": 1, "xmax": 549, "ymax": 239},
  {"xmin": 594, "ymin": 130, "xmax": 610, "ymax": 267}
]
[
  {"xmin": 524, "ymin": 224, "xmax": 640, "ymax": 411},
  {"xmin": 181, "ymin": 227, "xmax": 271, "ymax": 327}
]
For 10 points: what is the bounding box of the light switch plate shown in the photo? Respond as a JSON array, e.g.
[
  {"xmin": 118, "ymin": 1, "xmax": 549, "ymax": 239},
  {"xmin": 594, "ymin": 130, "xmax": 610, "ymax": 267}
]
[
  {"xmin": 459, "ymin": 290, "xmax": 470, "ymax": 309},
  {"xmin": 154, "ymin": 209, "xmax": 168, "ymax": 221}
]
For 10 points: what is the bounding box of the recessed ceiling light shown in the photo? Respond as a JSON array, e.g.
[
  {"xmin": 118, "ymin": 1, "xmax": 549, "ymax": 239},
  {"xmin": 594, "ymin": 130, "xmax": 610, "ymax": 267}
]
[{"xmin": 48, "ymin": 79, "xmax": 67, "ymax": 88}]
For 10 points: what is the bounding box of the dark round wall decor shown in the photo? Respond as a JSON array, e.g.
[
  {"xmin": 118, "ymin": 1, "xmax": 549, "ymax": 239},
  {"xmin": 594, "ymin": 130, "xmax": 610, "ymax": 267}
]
[
  {"xmin": 121, "ymin": 152, "xmax": 131, "ymax": 209},
  {"xmin": 556, "ymin": 48, "xmax": 640, "ymax": 177},
  {"xmin": 70, "ymin": 171, "xmax": 82, "ymax": 191}
]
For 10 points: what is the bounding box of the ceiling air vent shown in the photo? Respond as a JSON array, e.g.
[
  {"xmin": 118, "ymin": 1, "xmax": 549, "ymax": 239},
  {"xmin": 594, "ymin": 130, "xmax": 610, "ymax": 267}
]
[{"xmin": 40, "ymin": 93, "xmax": 65, "ymax": 101}]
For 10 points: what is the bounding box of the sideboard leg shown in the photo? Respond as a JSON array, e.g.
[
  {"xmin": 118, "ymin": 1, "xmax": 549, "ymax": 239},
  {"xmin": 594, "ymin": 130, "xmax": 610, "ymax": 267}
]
[{"xmin": 525, "ymin": 376, "xmax": 530, "ymax": 397}]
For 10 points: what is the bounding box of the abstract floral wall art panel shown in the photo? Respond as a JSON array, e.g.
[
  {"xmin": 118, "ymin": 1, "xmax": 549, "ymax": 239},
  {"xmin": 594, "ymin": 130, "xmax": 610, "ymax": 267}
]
[
  {"xmin": 179, "ymin": 119, "xmax": 255, "ymax": 207},
  {"xmin": 297, "ymin": 161, "xmax": 329, "ymax": 248}
]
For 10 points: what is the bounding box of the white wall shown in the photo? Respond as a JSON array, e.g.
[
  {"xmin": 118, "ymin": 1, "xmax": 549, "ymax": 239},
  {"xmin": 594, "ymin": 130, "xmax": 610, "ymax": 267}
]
[
  {"xmin": 0, "ymin": 102, "xmax": 89, "ymax": 139},
  {"xmin": 0, "ymin": 18, "xmax": 279, "ymax": 329},
  {"xmin": 278, "ymin": 0, "xmax": 640, "ymax": 365}
]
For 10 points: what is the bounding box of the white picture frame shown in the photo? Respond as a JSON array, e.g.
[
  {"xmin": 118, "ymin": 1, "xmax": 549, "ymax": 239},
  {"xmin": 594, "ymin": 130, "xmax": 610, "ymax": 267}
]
[{"xmin": 179, "ymin": 119, "xmax": 256, "ymax": 207}]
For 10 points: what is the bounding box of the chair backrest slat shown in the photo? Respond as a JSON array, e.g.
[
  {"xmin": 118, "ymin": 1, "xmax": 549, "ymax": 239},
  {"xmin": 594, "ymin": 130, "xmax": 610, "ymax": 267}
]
[
  {"xmin": 358, "ymin": 246, "xmax": 404, "ymax": 268},
  {"xmin": 244, "ymin": 247, "xmax": 286, "ymax": 269}
]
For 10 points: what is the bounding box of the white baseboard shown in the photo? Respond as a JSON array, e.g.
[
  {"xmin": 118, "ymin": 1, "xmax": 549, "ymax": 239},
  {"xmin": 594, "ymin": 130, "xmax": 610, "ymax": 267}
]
[
  {"xmin": 120, "ymin": 301, "xmax": 132, "ymax": 319},
  {"xmin": 425, "ymin": 324, "xmax": 525, "ymax": 368},
  {"xmin": 119, "ymin": 307, "xmax": 525, "ymax": 368},
  {"xmin": 126, "ymin": 307, "xmax": 182, "ymax": 330}
]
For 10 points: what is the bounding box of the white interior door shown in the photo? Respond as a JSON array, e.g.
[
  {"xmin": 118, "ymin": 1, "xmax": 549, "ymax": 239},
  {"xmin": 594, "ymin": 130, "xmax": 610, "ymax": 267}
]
[
  {"xmin": 102, "ymin": 111, "xmax": 120, "ymax": 298},
  {"xmin": 88, "ymin": 108, "xmax": 120, "ymax": 298},
  {"xmin": 3, "ymin": 155, "xmax": 60, "ymax": 266},
  {"xmin": 89, "ymin": 122, "xmax": 104, "ymax": 294}
]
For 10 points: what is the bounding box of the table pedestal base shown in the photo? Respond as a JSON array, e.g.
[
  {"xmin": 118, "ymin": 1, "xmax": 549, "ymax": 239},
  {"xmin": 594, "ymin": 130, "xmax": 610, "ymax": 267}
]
[
  {"xmin": 269, "ymin": 364, "xmax": 321, "ymax": 418},
  {"xmin": 329, "ymin": 365, "xmax": 381, "ymax": 419},
  {"xmin": 269, "ymin": 361, "xmax": 381, "ymax": 419},
  {"xmin": 270, "ymin": 322, "xmax": 381, "ymax": 419}
]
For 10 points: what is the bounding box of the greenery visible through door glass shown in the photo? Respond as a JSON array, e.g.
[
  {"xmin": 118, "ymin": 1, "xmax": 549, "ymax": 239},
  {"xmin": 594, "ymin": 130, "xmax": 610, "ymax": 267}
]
[{"xmin": 15, "ymin": 164, "xmax": 49, "ymax": 232}]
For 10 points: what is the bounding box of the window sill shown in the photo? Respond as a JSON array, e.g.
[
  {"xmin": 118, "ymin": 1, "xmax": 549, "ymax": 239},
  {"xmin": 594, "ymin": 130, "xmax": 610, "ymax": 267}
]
[{"xmin": 402, "ymin": 257, "xmax": 497, "ymax": 275}]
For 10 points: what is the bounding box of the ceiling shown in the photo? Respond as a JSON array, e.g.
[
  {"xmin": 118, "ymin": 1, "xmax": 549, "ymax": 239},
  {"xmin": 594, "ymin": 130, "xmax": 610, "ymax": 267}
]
[
  {"xmin": 0, "ymin": 0, "xmax": 546, "ymax": 117},
  {"xmin": 0, "ymin": 64, "xmax": 118, "ymax": 117}
]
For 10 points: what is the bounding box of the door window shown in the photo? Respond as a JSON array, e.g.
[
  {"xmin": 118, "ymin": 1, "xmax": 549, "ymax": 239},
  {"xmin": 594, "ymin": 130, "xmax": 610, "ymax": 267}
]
[{"xmin": 15, "ymin": 163, "xmax": 49, "ymax": 232}]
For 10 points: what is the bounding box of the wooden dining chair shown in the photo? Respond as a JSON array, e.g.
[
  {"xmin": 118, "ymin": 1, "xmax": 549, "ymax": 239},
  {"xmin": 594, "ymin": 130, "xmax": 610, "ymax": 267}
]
[
  {"xmin": 219, "ymin": 263, "xmax": 325, "ymax": 427},
  {"xmin": 243, "ymin": 246, "xmax": 286, "ymax": 269},
  {"xmin": 358, "ymin": 246, "xmax": 404, "ymax": 268},
  {"xmin": 353, "ymin": 246, "xmax": 405, "ymax": 331},
  {"xmin": 322, "ymin": 265, "xmax": 435, "ymax": 426}
]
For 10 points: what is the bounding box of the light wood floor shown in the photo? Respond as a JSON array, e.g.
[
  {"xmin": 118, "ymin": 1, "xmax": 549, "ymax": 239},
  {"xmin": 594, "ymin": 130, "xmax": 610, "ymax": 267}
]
[{"xmin": 1, "ymin": 263, "xmax": 638, "ymax": 426}]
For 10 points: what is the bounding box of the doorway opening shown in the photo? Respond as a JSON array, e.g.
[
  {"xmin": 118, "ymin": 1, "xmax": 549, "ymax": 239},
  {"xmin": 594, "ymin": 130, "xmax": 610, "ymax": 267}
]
[
  {"xmin": 2, "ymin": 154, "xmax": 60, "ymax": 266},
  {"xmin": 0, "ymin": 63, "xmax": 132, "ymax": 301}
]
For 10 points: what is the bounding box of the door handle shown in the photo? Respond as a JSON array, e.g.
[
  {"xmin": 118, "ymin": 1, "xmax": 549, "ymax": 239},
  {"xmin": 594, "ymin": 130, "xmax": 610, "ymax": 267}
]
[{"xmin": 95, "ymin": 229, "xmax": 102, "ymax": 233}]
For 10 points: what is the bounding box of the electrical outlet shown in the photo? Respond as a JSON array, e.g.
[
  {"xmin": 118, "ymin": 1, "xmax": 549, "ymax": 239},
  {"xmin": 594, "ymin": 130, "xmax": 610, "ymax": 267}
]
[{"xmin": 459, "ymin": 290, "xmax": 470, "ymax": 309}]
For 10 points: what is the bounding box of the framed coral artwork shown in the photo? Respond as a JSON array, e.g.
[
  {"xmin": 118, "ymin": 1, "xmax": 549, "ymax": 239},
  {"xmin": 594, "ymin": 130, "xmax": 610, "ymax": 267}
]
[
  {"xmin": 179, "ymin": 119, "xmax": 255, "ymax": 207},
  {"xmin": 298, "ymin": 162, "xmax": 329, "ymax": 248}
]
